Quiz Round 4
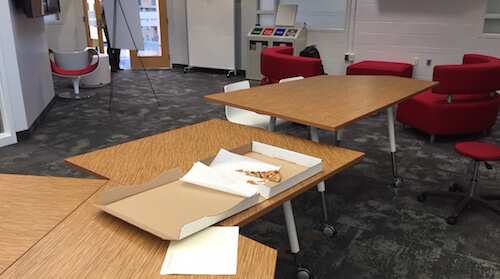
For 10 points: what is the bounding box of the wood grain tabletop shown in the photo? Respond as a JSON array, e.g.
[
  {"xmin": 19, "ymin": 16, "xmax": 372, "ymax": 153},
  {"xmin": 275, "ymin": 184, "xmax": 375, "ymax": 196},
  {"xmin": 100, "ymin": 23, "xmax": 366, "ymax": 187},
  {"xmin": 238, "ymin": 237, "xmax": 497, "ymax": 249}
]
[
  {"xmin": 0, "ymin": 174, "xmax": 106, "ymax": 274},
  {"xmin": 3, "ymin": 120, "xmax": 364, "ymax": 278},
  {"xmin": 66, "ymin": 119, "xmax": 364, "ymax": 226},
  {"xmin": 204, "ymin": 75, "xmax": 438, "ymax": 131},
  {"xmin": 66, "ymin": 119, "xmax": 365, "ymax": 187},
  {"xmin": 0, "ymin": 179, "xmax": 278, "ymax": 279}
]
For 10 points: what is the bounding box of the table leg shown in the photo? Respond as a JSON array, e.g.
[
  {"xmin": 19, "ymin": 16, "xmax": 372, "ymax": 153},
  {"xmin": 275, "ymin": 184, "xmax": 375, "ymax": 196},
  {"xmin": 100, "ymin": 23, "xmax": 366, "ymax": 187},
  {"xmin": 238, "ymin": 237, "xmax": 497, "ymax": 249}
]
[
  {"xmin": 309, "ymin": 127, "xmax": 337, "ymax": 238},
  {"xmin": 271, "ymin": 118, "xmax": 312, "ymax": 278},
  {"xmin": 387, "ymin": 106, "xmax": 403, "ymax": 187},
  {"xmin": 268, "ymin": 117, "xmax": 276, "ymax": 132},
  {"xmin": 283, "ymin": 201, "xmax": 312, "ymax": 278},
  {"xmin": 335, "ymin": 129, "xmax": 344, "ymax": 146}
]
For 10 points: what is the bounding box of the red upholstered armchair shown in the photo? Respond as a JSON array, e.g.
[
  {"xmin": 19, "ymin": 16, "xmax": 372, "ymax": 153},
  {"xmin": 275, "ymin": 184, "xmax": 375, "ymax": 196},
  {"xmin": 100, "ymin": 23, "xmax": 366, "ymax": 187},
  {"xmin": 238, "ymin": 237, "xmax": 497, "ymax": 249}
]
[
  {"xmin": 396, "ymin": 54, "xmax": 500, "ymax": 142},
  {"xmin": 260, "ymin": 46, "xmax": 322, "ymax": 85}
]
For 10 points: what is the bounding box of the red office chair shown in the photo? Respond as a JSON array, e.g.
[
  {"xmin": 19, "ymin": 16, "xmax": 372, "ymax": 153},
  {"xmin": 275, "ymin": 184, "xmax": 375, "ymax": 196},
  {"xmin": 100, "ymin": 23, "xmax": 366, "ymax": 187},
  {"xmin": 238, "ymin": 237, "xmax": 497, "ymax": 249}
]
[
  {"xmin": 417, "ymin": 142, "xmax": 500, "ymax": 225},
  {"xmin": 49, "ymin": 49, "xmax": 99, "ymax": 99}
]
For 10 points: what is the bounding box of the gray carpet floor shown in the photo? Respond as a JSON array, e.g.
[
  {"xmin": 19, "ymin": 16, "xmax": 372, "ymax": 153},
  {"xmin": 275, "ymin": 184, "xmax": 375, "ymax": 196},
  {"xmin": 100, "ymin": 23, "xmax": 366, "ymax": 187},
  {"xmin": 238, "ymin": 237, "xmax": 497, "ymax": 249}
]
[{"xmin": 1, "ymin": 68, "xmax": 499, "ymax": 278}]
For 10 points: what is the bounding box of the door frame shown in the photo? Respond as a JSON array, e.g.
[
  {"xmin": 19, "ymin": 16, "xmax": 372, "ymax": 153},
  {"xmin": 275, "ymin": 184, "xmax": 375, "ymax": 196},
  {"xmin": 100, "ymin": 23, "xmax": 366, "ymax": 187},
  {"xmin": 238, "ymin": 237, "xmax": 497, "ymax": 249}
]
[
  {"xmin": 130, "ymin": 0, "xmax": 170, "ymax": 69},
  {"xmin": 0, "ymin": 41, "xmax": 18, "ymax": 148}
]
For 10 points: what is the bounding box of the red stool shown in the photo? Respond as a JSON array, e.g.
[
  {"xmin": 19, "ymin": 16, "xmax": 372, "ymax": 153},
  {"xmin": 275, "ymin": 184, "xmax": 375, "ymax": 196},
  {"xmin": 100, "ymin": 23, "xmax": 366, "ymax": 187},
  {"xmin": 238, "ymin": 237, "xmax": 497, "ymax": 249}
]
[
  {"xmin": 417, "ymin": 142, "xmax": 500, "ymax": 225},
  {"xmin": 346, "ymin": 60, "xmax": 413, "ymax": 78}
]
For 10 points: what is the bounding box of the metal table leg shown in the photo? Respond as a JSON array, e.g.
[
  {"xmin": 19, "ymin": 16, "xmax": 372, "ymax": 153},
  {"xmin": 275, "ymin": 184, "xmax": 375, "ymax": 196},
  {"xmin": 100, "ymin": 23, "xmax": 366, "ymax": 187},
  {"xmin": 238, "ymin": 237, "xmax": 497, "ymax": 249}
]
[
  {"xmin": 387, "ymin": 106, "xmax": 403, "ymax": 187},
  {"xmin": 283, "ymin": 201, "xmax": 311, "ymax": 279},
  {"xmin": 335, "ymin": 129, "xmax": 343, "ymax": 146},
  {"xmin": 270, "ymin": 118, "xmax": 312, "ymax": 278},
  {"xmin": 268, "ymin": 117, "xmax": 276, "ymax": 132},
  {"xmin": 309, "ymin": 127, "xmax": 337, "ymax": 237}
]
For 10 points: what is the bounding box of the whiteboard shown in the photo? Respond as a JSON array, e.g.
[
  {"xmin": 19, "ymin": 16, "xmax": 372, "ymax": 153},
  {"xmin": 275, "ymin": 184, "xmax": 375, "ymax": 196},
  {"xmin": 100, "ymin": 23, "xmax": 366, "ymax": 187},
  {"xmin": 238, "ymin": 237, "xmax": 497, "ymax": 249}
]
[{"xmin": 186, "ymin": 0, "xmax": 235, "ymax": 70}]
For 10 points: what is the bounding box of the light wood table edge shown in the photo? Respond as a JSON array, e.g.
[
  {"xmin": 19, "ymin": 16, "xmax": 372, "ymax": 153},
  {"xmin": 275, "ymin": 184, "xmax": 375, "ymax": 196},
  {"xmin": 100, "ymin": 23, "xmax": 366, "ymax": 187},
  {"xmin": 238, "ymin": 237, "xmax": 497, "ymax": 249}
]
[
  {"xmin": 0, "ymin": 178, "xmax": 278, "ymax": 279},
  {"xmin": 333, "ymin": 82, "xmax": 439, "ymax": 130},
  {"xmin": 204, "ymin": 79, "xmax": 439, "ymax": 131},
  {"xmin": 65, "ymin": 160, "xmax": 110, "ymax": 180},
  {"xmin": 0, "ymin": 175, "xmax": 109, "ymax": 276},
  {"xmin": 66, "ymin": 152, "xmax": 364, "ymax": 228}
]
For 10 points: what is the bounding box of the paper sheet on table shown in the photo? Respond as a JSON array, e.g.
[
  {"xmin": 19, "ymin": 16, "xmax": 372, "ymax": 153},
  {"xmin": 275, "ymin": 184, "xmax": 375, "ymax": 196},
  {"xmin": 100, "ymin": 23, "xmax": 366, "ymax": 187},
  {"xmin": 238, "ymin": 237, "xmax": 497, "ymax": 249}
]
[
  {"xmin": 160, "ymin": 226, "xmax": 239, "ymax": 275},
  {"xmin": 181, "ymin": 149, "xmax": 280, "ymax": 198}
]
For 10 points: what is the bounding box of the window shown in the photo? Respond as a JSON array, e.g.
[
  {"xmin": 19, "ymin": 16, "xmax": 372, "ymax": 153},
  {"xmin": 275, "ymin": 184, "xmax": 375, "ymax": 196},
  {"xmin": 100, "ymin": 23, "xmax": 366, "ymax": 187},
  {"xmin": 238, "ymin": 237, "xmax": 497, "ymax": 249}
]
[
  {"xmin": 44, "ymin": 13, "xmax": 59, "ymax": 23},
  {"xmin": 280, "ymin": 0, "xmax": 347, "ymax": 29},
  {"xmin": 484, "ymin": 0, "xmax": 500, "ymax": 35},
  {"xmin": 258, "ymin": 0, "xmax": 347, "ymax": 29},
  {"xmin": 258, "ymin": 0, "xmax": 275, "ymax": 26}
]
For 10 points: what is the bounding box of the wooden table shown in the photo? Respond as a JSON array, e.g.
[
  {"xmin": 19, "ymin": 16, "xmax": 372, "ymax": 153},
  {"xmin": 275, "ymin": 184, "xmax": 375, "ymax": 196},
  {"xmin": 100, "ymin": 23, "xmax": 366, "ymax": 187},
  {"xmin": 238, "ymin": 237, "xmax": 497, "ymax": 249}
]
[
  {"xmin": 66, "ymin": 119, "xmax": 364, "ymax": 226},
  {"xmin": 0, "ymin": 174, "xmax": 106, "ymax": 274},
  {"xmin": 205, "ymin": 75, "xmax": 438, "ymax": 187},
  {"xmin": 0, "ymin": 178, "xmax": 278, "ymax": 279},
  {"xmin": 65, "ymin": 119, "xmax": 365, "ymax": 277}
]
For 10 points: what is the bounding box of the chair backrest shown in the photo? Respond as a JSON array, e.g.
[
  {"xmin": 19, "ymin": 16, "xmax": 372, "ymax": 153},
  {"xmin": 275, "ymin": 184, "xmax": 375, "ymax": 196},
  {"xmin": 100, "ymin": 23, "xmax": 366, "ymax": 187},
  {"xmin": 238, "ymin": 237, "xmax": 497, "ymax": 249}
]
[
  {"xmin": 224, "ymin": 80, "xmax": 251, "ymax": 118},
  {"xmin": 51, "ymin": 49, "xmax": 96, "ymax": 71},
  {"xmin": 261, "ymin": 46, "xmax": 322, "ymax": 84},
  {"xmin": 432, "ymin": 54, "xmax": 500, "ymax": 97},
  {"xmin": 279, "ymin": 76, "xmax": 304, "ymax": 83},
  {"xmin": 224, "ymin": 80, "xmax": 250, "ymax": 93}
]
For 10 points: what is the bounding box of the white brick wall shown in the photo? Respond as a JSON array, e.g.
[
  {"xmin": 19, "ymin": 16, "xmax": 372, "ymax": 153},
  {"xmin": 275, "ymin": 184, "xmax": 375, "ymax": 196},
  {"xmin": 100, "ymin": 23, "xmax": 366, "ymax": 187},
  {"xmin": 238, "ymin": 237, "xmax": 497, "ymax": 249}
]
[
  {"xmin": 162, "ymin": 0, "xmax": 500, "ymax": 78},
  {"xmin": 45, "ymin": 0, "xmax": 87, "ymax": 52},
  {"xmin": 353, "ymin": 0, "xmax": 500, "ymax": 80},
  {"xmin": 307, "ymin": 30, "xmax": 349, "ymax": 76}
]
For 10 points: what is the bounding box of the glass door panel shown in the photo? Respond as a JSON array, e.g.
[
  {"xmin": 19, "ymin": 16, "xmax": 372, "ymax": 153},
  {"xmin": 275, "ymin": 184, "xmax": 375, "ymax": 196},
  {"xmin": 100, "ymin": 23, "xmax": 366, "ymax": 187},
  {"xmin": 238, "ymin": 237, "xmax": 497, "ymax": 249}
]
[
  {"xmin": 83, "ymin": 0, "xmax": 169, "ymax": 69},
  {"xmin": 130, "ymin": 0, "xmax": 169, "ymax": 68},
  {"xmin": 138, "ymin": 0, "xmax": 162, "ymax": 57},
  {"xmin": 85, "ymin": 0, "xmax": 103, "ymax": 50}
]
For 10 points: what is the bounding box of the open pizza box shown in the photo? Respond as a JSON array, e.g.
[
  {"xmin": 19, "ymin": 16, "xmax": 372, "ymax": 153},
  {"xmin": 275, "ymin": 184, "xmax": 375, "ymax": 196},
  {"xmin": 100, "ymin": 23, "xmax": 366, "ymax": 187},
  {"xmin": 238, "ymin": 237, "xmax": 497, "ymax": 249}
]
[
  {"xmin": 95, "ymin": 141, "xmax": 322, "ymax": 240},
  {"xmin": 194, "ymin": 141, "xmax": 323, "ymax": 199},
  {"xmin": 95, "ymin": 168, "xmax": 260, "ymax": 241}
]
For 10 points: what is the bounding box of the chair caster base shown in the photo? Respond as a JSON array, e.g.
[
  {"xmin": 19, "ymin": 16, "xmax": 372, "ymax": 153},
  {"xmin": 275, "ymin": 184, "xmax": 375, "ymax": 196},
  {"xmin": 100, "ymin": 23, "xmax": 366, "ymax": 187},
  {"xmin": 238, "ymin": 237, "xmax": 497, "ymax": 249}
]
[
  {"xmin": 393, "ymin": 177, "xmax": 403, "ymax": 188},
  {"xmin": 322, "ymin": 224, "xmax": 337, "ymax": 238},
  {"xmin": 297, "ymin": 267, "xmax": 312, "ymax": 279},
  {"xmin": 58, "ymin": 92, "xmax": 95, "ymax": 100}
]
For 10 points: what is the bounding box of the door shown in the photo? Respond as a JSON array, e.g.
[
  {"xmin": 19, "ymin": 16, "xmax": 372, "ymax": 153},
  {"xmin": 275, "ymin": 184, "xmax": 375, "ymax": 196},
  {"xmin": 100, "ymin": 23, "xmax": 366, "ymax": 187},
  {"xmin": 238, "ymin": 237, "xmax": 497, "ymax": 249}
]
[
  {"xmin": 83, "ymin": 0, "xmax": 104, "ymax": 52},
  {"xmin": 130, "ymin": 0, "xmax": 170, "ymax": 68},
  {"xmin": 82, "ymin": 0, "xmax": 170, "ymax": 69}
]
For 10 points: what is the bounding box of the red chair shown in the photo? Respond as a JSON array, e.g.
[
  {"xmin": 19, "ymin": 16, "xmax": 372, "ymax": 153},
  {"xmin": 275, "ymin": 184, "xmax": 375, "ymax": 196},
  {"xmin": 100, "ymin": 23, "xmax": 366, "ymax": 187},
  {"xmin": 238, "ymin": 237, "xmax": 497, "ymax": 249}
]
[
  {"xmin": 49, "ymin": 49, "xmax": 100, "ymax": 99},
  {"xmin": 260, "ymin": 46, "xmax": 322, "ymax": 85},
  {"xmin": 396, "ymin": 54, "xmax": 500, "ymax": 142},
  {"xmin": 417, "ymin": 142, "xmax": 500, "ymax": 225}
]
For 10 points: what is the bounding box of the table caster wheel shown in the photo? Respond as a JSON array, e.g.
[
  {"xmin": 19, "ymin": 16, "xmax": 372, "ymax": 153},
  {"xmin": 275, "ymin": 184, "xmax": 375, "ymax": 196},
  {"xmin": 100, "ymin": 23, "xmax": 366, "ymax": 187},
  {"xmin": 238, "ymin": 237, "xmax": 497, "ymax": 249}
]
[
  {"xmin": 297, "ymin": 267, "xmax": 312, "ymax": 279},
  {"xmin": 417, "ymin": 194, "xmax": 426, "ymax": 202},
  {"xmin": 393, "ymin": 178, "xmax": 403, "ymax": 188},
  {"xmin": 446, "ymin": 216, "xmax": 457, "ymax": 225},
  {"xmin": 451, "ymin": 183, "xmax": 464, "ymax": 192},
  {"xmin": 322, "ymin": 224, "xmax": 337, "ymax": 238}
]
